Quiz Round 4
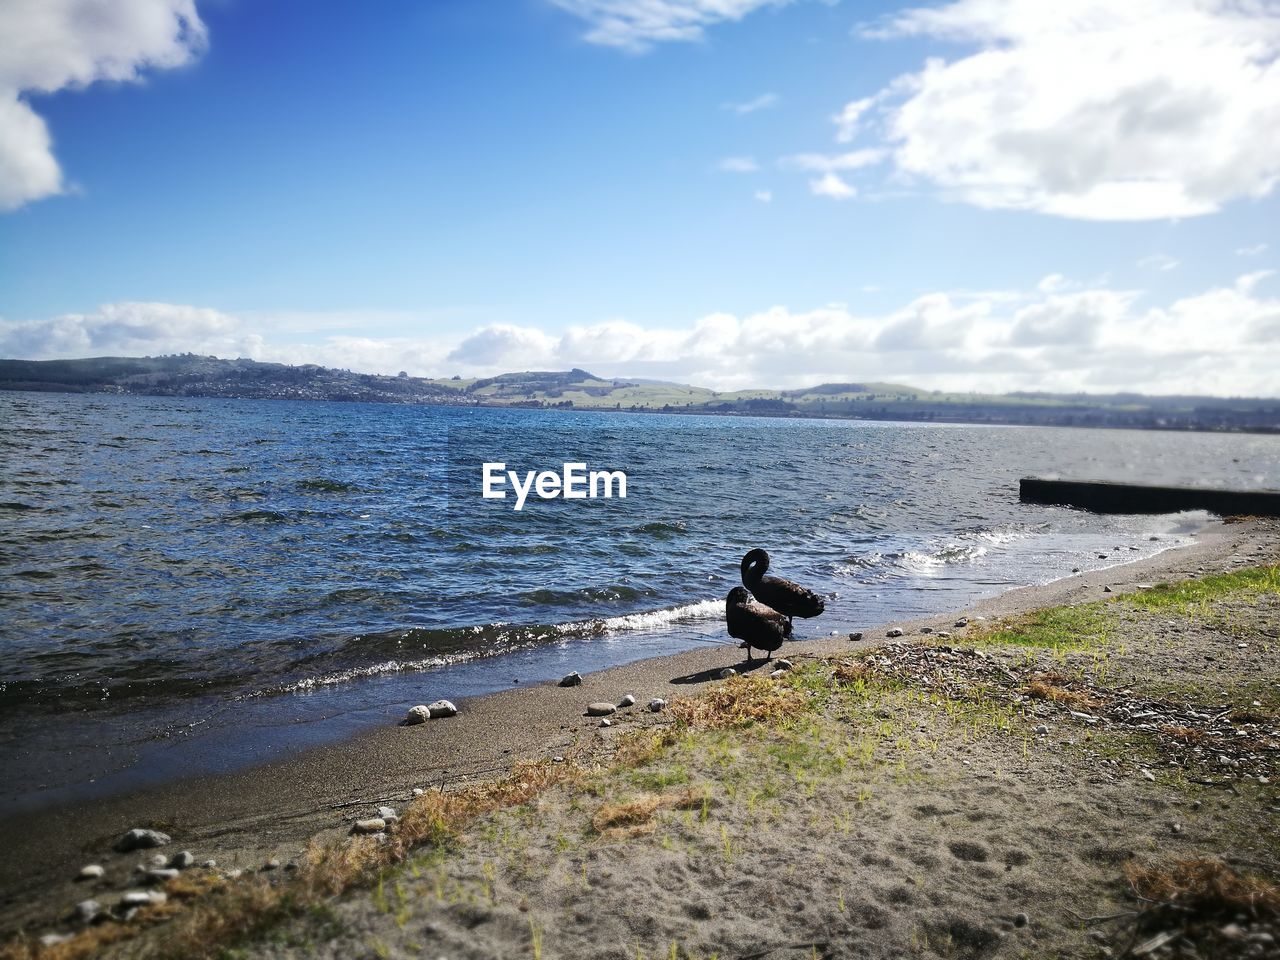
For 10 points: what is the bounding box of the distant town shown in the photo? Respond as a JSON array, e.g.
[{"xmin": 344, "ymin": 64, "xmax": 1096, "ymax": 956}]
[{"xmin": 2, "ymin": 354, "xmax": 1277, "ymax": 433}]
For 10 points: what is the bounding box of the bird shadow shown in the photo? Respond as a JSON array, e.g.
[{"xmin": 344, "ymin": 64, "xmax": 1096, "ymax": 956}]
[{"xmin": 669, "ymin": 658, "xmax": 773, "ymax": 685}]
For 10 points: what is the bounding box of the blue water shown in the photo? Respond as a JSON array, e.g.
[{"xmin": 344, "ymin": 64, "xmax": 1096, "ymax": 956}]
[{"xmin": 2, "ymin": 391, "xmax": 1278, "ymax": 811}]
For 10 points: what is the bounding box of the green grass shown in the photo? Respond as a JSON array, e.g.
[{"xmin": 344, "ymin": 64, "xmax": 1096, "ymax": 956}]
[
  {"xmin": 1126, "ymin": 565, "xmax": 1280, "ymax": 613},
  {"xmin": 969, "ymin": 602, "xmax": 1112, "ymax": 652}
]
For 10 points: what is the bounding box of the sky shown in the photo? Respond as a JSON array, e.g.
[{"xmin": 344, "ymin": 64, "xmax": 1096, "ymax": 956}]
[{"xmin": 0, "ymin": 0, "xmax": 1278, "ymax": 396}]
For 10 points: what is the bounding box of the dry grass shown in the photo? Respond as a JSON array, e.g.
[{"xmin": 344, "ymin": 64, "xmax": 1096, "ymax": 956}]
[
  {"xmin": 669, "ymin": 675, "xmax": 806, "ymax": 730},
  {"xmin": 1124, "ymin": 858, "xmax": 1280, "ymax": 917},
  {"xmin": 1025, "ymin": 677, "xmax": 1101, "ymax": 710},
  {"xmin": 832, "ymin": 662, "xmax": 878, "ymax": 685},
  {"xmin": 590, "ymin": 787, "xmax": 710, "ymax": 836},
  {"xmin": 592, "ymin": 795, "xmax": 663, "ymax": 832}
]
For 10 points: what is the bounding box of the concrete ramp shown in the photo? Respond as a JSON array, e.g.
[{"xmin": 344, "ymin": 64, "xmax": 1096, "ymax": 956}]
[{"xmin": 1019, "ymin": 477, "xmax": 1280, "ymax": 517}]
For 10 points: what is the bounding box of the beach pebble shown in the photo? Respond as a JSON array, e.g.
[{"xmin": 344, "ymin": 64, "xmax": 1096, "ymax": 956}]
[
  {"xmin": 224, "ymin": 868, "xmax": 243, "ymax": 879},
  {"xmin": 617, "ymin": 694, "xmax": 636, "ymax": 708},
  {"xmin": 1141, "ymin": 769, "xmax": 1157, "ymax": 782},
  {"xmin": 647, "ymin": 698, "xmax": 667, "ymax": 712},
  {"xmin": 145, "ymin": 868, "xmax": 180, "ymax": 884},
  {"xmin": 1103, "ymin": 586, "xmax": 1112, "ymax": 592},
  {"xmin": 1014, "ymin": 913, "xmax": 1029, "ymax": 929},
  {"xmin": 559, "ymin": 672, "xmax": 582, "ymax": 687},
  {"xmin": 427, "ymin": 699, "xmax": 458, "ymax": 719},
  {"xmin": 717, "ymin": 668, "xmax": 737, "ymax": 680},
  {"xmin": 412, "ymin": 788, "xmax": 425, "ymax": 797},
  {"xmin": 886, "ymin": 628, "xmax": 903, "ymax": 638},
  {"xmin": 599, "ymin": 718, "xmax": 612, "ymax": 727},
  {"xmin": 169, "ymin": 850, "xmax": 195, "ymax": 870},
  {"xmin": 404, "ymin": 705, "xmax": 431, "ymax": 725},
  {"xmin": 352, "ymin": 818, "xmax": 387, "ymax": 835},
  {"xmin": 774, "ymin": 659, "xmax": 793, "ymax": 671},
  {"xmin": 954, "ymin": 618, "xmax": 968, "ymax": 628},
  {"xmin": 770, "ymin": 669, "xmax": 787, "ymax": 680},
  {"xmin": 585, "ymin": 702, "xmax": 617, "ymax": 716},
  {"xmin": 849, "ymin": 632, "xmax": 863, "ymax": 641},
  {"xmin": 40, "ymin": 934, "xmax": 72, "ymax": 947},
  {"xmin": 115, "ymin": 828, "xmax": 171, "ymax": 853},
  {"xmin": 262, "ymin": 858, "xmax": 280, "ymax": 871},
  {"xmin": 920, "ymin": 627, "xmax": 933, "ymax": 634},
  {"xmin": 148, "ymin": 853, "xmax": 168, "ymax": 869},
  {"xmin": 202, "ymin": 859, "xmax": 217, "ymax": 869},
  {"xmin": 936, "ymin": 631, "xmax": 951, "ymax": 639},
  {"xmin": 552, "ymin": 756, "xmax": 565, "ymax": 763},
  {"xmin": 1034, "ymin": 725, "xmax": 1049, "ymax": 735},
  {"xmin": 77, "ymin": 864, "xmax": 104, "ymax": 881},
  {"xmin": 377, "ymin": 806, "xmax": 398, "ymax": 822},
  {"xmin": 75, "ymin": 900, "xmax": 101, "ymax": 924},
  {"xmin": 1071, "ymin": 568, "xmax": 1080, "ymax": 573}
]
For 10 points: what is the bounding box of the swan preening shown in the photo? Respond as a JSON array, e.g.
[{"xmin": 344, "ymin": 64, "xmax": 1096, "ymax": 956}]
[
  {"xmin": 726, "ymin": 549, "xmax": 825, "ymax": 661},
  {"xmin": 725, "ymin": 586, "xmax": 790, "ymax": 660}
]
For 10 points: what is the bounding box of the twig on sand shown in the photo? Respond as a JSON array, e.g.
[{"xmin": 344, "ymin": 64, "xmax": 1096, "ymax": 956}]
[
  {"xmin": 1067, "ymin": 908, "xmax": 1139, "ymax": 925},
  {"xmin": 737, "ymin": 943, "xmax": 829, "ymax": 960}
]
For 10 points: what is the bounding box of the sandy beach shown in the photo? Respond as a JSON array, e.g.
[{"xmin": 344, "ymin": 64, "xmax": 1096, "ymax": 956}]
[{"xmin": 2, "ymin": 516, "xmax": 1278, "ymax": 959}]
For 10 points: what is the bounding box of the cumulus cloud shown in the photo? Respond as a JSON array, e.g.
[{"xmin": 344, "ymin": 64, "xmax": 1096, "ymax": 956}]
[
  {"xmin": 718, "ymin": 155, "xmax": 759, "ymax": 172},
  {"xmin": 5, "ymin": 275, "xmax": 1278, "ymax": 395},
  {"xmin": 820, "ymin": 0, "xmax": 1280, "ymax": 220},
  {"xmin": 0, "ymin": 0, "xmax": 207, "ymax": 212},
  {"xmin": 722, "ymin": 92, "xmax": 778, "ymax": 114}
]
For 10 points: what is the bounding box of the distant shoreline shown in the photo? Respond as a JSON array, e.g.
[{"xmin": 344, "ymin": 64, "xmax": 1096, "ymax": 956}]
[{"xmin": 4, "ymin": 381, "xmax": 1279, "ymax": 435}]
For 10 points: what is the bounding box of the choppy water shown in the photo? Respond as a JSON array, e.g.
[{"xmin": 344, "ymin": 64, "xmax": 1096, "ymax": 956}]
[{"xmin": 2, "ymin": 391, "xmax": 1277, "ymax": 810}]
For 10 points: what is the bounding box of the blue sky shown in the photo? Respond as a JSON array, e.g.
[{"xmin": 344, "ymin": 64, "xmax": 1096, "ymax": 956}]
[{"xmin": 1, "ymin": 0, "xmax": 1278, "ymax": 395}]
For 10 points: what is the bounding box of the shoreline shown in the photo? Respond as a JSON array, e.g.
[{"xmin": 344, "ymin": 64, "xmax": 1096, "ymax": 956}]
[{"xmin": 0, "ymin": 517, "xmax": 1268, "ymax": 934}]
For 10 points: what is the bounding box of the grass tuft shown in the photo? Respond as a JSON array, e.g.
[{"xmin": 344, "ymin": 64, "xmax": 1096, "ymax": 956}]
[
  {"xmin": 1126, "ymin": 565, "xmax": 1280, "ymax": 612},
  {"xmin": 669, "ymin": 675, "xmax": 807, "ymax": 730},
  {"xmin": 1125, "ymin": 858, "xmax": 1280, "ymax": 917}
]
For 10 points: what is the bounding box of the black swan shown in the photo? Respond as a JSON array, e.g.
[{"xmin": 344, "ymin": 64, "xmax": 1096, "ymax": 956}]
[
  {"xmin": 740, "ymin": 548, "xmax": 825, "ymax": 628},
  {"xmin": 726, "ymin": 586, "xmax": 791, "ymax": 660}
]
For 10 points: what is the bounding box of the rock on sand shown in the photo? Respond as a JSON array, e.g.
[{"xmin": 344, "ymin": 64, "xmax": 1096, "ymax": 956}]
[{"xmin": 114, "ymin": 829, "xmax": 170, "ymax": 853}]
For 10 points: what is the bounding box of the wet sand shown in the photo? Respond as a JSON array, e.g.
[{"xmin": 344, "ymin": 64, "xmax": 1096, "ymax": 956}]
[{"xmin": 0, "ymin": 518, "xmax": 1266, "ymax": 934}]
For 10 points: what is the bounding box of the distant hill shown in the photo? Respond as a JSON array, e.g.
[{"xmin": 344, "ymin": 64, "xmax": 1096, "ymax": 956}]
[{"xmin": 1, "ymin": 355, "xmax": 1277, "ymax": 432}]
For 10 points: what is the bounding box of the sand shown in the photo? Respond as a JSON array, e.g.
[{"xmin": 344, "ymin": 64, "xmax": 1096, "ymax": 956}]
[{"xmin": 2, "ymin": 518, "xmax": 1277, "ymax": 957}]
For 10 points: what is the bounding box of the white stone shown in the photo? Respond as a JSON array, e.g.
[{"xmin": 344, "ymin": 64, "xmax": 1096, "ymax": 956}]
[
  {"xmin": 585, "ymin": 702, "xmax": 617, "ymax": 716},
  {"xmin": 647, "ymin": 698, "xmax": 667, "ymax": 712},
  {"xmin": 427, "ymin": 699, "xmax": 458, "ymax": 718},
  {"xmin": 78, "ymin": 864, "xmax": 104, "ymax": 880},
  {"xmin": 404, "ymin": 705, "xmax": 430, "ymax": 725},
  {"xmin": 352, "ymin": 818, "xmax": 386, "ymax": 834},
  {"xmin": 617, "ymin": 694, "xmax": 636, "ymax": 708}
]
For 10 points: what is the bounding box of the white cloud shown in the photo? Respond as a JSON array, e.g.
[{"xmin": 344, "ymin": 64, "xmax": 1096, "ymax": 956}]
[
  {"xmin": 548, "ymin": 0, "xmax": 797, "ymax": 52},
  {"xmin": 718, "ymin": 155, "xmax": 759, "ymax": 173},
  {"xmin": 722, "ymin": 92, "xmax": 778, "ymax": 114},
  {"xmin": 1237, "ymin": 243, "xmax": 1270, "ymax": 257},
  {"xmin": 809, "ymin": 172, "xmax": 855, "ymax": 199},
  {"xmin": 753, "ymin": 189, "xmax": 772, "ymax": 203},
  {"xmin": 9, "ymin": 274, "xmax": 1277, "ymax": 395},
  {"xmin": 0, "ymin": 0, "xmax": 207, "ymax": 212},
  {"xmin": 780, "ymin": 149, "xmax": 885, "ymax": 173},
  {"xmin": 1138, "ymin": 254, "xmax": 1180, "ymax": 272},
  {"xmin": 830, "ymin": 0, "xmax": 1280, "ymax": 220}
]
